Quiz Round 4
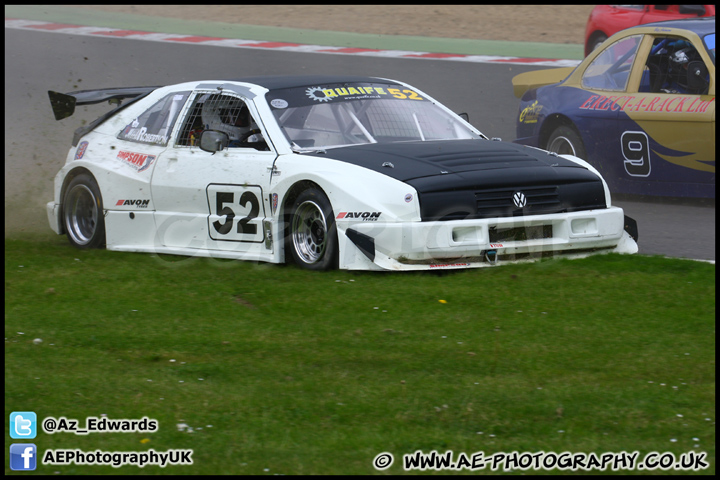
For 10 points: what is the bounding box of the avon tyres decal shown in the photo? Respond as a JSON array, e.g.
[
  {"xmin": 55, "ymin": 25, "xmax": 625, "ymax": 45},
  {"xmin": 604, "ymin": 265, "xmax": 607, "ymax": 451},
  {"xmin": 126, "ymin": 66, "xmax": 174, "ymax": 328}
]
[
  {"xmin": 336, "ymin": 211, "xmax": 382, "ymax": 221},
  {"xmin": 115, "ymin": 199, "xmax": 150, "ymax": 208},
  {"xmin": 579, "ymin": 94, "xmax": 714, "ymax": 114}
]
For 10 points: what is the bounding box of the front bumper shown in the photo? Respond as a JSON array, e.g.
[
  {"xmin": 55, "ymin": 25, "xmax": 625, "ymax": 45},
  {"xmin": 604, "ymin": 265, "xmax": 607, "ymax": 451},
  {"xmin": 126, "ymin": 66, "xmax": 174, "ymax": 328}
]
[{"xmin": 339, "ymin": 207, "xmax": 637, "ymax": 270}]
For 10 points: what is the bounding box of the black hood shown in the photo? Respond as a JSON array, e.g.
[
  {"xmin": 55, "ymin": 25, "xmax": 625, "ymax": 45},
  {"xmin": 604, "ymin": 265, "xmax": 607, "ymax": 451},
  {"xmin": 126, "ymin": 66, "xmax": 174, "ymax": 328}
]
[
  {"xmin": 305, "ymin": 139, "xmax": 593, "ymax": 183},
  {"xmin": 303, "ymin": 139, "xmax": 607, "ymax": 221}
]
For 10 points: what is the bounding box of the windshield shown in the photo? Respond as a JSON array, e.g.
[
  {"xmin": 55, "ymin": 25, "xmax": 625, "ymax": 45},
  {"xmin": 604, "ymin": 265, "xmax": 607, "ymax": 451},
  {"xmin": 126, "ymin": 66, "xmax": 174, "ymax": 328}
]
[
  {"xmin": 264, "ymin": 82, "xmax": 481, "ymax": 150},
  {"xmin": 703, "ymin": 33, "xmax": 715, "ymax": 63}
]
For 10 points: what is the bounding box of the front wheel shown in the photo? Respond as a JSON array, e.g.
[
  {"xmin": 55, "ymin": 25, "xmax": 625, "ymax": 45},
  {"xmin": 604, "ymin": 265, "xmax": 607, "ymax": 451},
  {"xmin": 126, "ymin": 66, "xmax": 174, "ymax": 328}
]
[
  {"xmin": 586, "ymin": 32, "xmax": 608, "ymax": 56},
  {"xmin": 547, "ymin": 125, "xmax": 587, "ymax": 160},
  {"xmin": 288, "ymin": 188, "xmax": 338, "ymax": 271},
  {"xmin": 62, "ymin": 174, "xmax": 106, "ymax": 249}
]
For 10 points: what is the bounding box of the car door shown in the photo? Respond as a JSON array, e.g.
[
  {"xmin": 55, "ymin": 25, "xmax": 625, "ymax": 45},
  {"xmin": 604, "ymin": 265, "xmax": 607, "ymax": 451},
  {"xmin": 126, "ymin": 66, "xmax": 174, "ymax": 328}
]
[
  {"xmin": 575, "ymin": 35, "xmax": 643, "ymax": 170},
  {"xmin": 615, "ymin": 33, "xmax": 715, "ymax": 196},
  {"xmin": 151, "ymin": 90, "xmax": 276, "ymax": 258},
  {"xmin": 106, "ymin": 90, "xmax": 191, "ymax": 206},
  {"xmin": 98, "ymin": 90, "xmax": 191, "ymax": 252}
]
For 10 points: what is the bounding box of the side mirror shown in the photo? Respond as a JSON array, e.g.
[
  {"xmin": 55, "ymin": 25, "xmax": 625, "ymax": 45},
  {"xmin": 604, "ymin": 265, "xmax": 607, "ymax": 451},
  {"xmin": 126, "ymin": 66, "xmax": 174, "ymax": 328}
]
[
  {"xmin": 199, "ymin": 130, "xmax": 229, "ymax": 153},
  {"xmin": 686, "ymin": 61, "xmax": 709, "ymax": 94},
  {"xmin": 457, "ymin": 112, "xmax": 470, "ymax": 122}
]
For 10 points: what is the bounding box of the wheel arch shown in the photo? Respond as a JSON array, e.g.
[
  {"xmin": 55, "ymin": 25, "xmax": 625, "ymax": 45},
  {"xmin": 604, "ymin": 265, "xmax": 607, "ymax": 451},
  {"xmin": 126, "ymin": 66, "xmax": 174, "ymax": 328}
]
[
  {"xmin": 585, "ymin": 30, "xmax": 608, "ymax": 57},
  {"xmin": 539, "ymin": 114, "xmax": 579, "ymax": 150},
  {"xmin": 60, "ymin": 168, "xmax": 107, "ymax": 249},
  {"xmin": 279, "ymin": 179, "xmax": 326, "ymax": 260},
  {"xmin": 57, "ymin": 167, "xmax": 100, "ymax": 233},
  {"xmin": 281, "ymin": 179, "xmax": 325, "ymax": 221},
  {"xmin": 281, "ymin": 179, "xmax": 341, "ymax": 269},
  {"xmin": 60, "ymin": 167, "xmax": 98, "ymax": 202}
]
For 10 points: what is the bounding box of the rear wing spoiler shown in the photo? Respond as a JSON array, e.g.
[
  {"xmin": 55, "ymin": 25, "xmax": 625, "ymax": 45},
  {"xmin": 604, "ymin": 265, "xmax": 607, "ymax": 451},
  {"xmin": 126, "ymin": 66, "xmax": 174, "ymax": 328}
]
[
  {"xmin": 48, "ymin": 86, "xmax": 160, "ymax": 120},
  {"xmin": 511, "ymin": 67, "xmax": 575, "ymax": 98},
  {"xmin": 48, "ymin": 86, "xmax": 160, "ymax": 146}
]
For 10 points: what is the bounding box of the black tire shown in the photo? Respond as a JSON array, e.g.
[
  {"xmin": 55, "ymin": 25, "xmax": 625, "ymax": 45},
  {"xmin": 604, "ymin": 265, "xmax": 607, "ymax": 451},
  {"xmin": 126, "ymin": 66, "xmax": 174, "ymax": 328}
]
[
  {"xmin": 62, "ymin": 174, "xmax": 106, "ymax": 249},
  {"xmin": 591, "ymin": 34, "xmax": 608, "ymax": 52},
  {"xmin": 547, "ymin": 125, "xmax": 587, "ymax": 160},
  {"xmin": 586, "ymin": 33, "xmax": 607, "ymax": 57},
  {"xmin": 287, "ymin": 188, "xmax": 338, "ymax": 271}
]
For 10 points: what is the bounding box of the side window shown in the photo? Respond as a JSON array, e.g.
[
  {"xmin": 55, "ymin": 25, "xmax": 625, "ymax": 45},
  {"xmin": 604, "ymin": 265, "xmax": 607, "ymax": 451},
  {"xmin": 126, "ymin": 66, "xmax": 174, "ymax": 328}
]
[
  {"xmin": 582, "ymin": 35, "xmax": 642, "ymax": 91},
  {"xmin": 176, "ymin": 93, "xmax": 264, "ymax": 148},
  {"xmin": 641, "ymin": 36, "xmax": 710, "ymax": 95},
  {"xmin": 176, "ymin": 93, "xmax": 209, "ymax": 147},
  {"xmin": 118, "ymin": 92, "xmax": 190, "ymax": 146},
  {"xmin": 703, "ymin": 33, "xmax": 715, "ymax": 62}
]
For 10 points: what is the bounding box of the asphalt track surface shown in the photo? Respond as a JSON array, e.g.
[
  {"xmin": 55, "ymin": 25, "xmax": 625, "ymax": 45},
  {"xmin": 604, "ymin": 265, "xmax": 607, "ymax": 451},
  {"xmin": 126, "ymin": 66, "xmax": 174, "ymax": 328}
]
[{"xmin": 4, "ymin": 9, "xmax": 715, "ymax": 262}]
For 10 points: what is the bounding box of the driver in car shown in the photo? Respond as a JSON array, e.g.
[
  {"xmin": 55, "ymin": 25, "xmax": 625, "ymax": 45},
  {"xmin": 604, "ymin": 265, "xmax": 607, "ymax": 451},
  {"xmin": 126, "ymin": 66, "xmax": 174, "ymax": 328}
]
[{"xmin": 201, "ymin": 95, "xmax": 262, "ymax": 147}]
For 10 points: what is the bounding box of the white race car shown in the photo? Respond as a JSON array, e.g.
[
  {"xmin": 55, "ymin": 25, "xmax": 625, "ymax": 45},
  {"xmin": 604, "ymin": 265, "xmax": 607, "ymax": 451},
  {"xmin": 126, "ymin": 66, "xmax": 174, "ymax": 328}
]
[{"xmin": 47, "ymin": 76, "xmax": 638, "ymax": 271}]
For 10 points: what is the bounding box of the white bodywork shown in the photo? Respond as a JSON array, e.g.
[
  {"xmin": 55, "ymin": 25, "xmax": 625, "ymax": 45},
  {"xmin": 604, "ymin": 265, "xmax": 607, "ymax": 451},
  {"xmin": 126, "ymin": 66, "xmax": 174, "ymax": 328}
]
[{"xmin": 47, "ymin": 79, "xmax": 637, "ymax": 271}]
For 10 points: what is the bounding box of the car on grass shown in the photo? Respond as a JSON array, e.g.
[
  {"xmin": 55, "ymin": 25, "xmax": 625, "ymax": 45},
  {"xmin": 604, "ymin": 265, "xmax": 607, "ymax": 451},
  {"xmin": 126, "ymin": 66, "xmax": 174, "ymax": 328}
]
[
  {"xmin": 47, "ymin": 75, "xmax": 638, "ymax": 271},
  {"xmin": 513, "ymin": 18, "xmax": 715, "ymax": 199},
  {"xmin": 584, "ymin": 4, "xmax": 715, "ymax": 56}
]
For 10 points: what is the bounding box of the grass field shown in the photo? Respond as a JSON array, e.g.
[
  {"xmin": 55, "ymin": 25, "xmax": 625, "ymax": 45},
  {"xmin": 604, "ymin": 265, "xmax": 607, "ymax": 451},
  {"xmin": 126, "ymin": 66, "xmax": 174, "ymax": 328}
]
[{"xmin": 5, "ymin": 235, "xmax": 715, "ymax": 475}]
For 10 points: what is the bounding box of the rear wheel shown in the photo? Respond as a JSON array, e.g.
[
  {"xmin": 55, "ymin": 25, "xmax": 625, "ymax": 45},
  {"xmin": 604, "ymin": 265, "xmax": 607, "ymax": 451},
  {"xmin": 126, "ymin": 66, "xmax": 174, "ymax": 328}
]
[
  {"xmin": 63, "ymin": 174, "xmax": 106, "ymax": 249},
  {"xmin": 547, "ymin": 125, "xmax": 587, "ymax": 160},
  {"xmin": 288, "ymin": 188, "xmax": 338, "ymax": 270}
]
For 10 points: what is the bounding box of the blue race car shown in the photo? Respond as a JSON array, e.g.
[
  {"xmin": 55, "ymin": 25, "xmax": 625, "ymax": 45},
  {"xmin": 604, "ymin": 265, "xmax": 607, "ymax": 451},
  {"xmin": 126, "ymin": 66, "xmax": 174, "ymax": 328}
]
[{"xmin": 513, "ymin": 18, "xmax": 715, "ymax": 198}]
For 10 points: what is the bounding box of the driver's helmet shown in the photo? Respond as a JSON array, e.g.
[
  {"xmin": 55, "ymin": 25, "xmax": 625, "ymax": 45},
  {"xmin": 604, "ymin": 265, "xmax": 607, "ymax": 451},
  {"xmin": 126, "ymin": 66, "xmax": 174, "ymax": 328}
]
[
  {"xmin": 200, "ymin": 94, "xmax": 251, "ymax": 140},
  {"xmin": 669, "ymin": 46, "xmax": 696, "ymax": 91},
  {"xmin": 671, "ymin": 47, "xmax": 692, "ymax": 67}
]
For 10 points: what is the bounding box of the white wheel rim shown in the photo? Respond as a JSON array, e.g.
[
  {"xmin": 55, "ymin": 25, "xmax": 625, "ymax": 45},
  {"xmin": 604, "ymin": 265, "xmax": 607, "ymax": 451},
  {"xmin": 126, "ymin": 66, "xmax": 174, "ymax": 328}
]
[{"xmin": 548, "ymin": 136, "xmax": 577, "ymax": 156}]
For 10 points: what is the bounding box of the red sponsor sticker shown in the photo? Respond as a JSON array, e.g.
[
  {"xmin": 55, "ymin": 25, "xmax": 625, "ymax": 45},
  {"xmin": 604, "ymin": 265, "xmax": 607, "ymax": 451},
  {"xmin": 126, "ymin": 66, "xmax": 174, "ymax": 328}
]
[{"xmin": 116, "ymin": 150, "xmax": 157, "ymax": 172}]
